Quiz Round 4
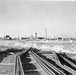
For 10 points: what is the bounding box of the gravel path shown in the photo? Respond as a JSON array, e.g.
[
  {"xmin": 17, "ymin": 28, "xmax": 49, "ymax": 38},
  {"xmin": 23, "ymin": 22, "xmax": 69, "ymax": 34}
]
[
  {"xmin": 0, "ymin": 64, "xmax": 15, "ymax": 74},
  {"xmin": 1, "ymin": 54, "xmax": 16, "ymax": 63},
  {"xmin": 0, "ymin": 54, "xmax": 16, "ymax": 75}
]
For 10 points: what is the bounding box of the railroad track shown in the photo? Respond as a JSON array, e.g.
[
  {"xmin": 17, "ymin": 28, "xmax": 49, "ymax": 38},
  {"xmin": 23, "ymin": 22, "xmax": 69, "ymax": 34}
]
[
  {"xmin": 30, "ymin": 51, "xmax": 65, "ymax": 75},
  {"xmin": 56, "ymin": 53, "xmax": 76, "ymax": 71},
  {"xmin": 20, "ymin": 50, "xmax": 47, "ymax": 75},
  {"xmin": 20, "ymin": 48, "xmax": 76, "ymax": 75}
]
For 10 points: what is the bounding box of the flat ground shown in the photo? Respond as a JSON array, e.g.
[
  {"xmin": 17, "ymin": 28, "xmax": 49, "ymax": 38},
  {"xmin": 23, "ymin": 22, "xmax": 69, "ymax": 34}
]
[
  {"xmin": 0, "ymin": 40, "xmax": 76, "ymax": 74},
  {"xmin": 0, "ymin": 53, "xmax": 16, "ymax": 74}
]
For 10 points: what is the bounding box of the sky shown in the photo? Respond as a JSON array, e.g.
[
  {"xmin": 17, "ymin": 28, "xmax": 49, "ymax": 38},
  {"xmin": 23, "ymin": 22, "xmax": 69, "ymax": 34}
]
[{"xmin": 0, "ymin": 0, "xmax": 76, "ymax": 38}]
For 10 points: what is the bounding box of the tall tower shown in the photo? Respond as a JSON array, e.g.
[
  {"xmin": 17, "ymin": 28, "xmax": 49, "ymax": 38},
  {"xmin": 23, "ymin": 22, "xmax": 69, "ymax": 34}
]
[
  {"xmin": 35, "ymin": 32, "xmax": 37, "ymax": 39},
  {"xmin": 18, "ymin": 32, "xmax": 20, "ymax": 39},
  {"xmin": 45, "ymin": 28, "xmax": 47, "ymax": 39}
]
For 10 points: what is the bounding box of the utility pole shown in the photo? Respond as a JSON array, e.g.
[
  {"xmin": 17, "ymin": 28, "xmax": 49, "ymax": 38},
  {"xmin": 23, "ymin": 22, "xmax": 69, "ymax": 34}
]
[{"xmin": 45, "ymin": 28, "xmax": 47, "ymax": 39}]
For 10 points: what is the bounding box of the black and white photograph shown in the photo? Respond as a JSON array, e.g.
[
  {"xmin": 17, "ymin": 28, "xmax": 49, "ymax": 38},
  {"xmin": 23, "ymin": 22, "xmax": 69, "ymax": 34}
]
[{"xmin": 0, "ymin": 0, "xmax": 76, "ymax": 75}]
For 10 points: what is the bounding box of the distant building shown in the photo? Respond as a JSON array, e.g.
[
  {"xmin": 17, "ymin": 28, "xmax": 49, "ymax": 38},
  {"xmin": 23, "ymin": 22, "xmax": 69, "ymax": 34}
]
[
  {"xmin": 63, "ymin": 38, "xmax": 71, "ymax": 41},
  {"xmin": 30, "ymin": 35, "xmax": 34, "ymax": 40},
  {"xmin": 21, "ymin": 37, "xmax": 30, "ymax": 40},
  {"xmin": 38, "ymin": 37, "xmax": 45, "ymax": 39},
  {"xmin": 70, "ymin": 38, "xmax": 76, "ymax": 41},
  {"xmin": 51, "ymin": 36, "xmax": 55, "ymax": 39},
  {"xmin": 4, "ymin": 35, "xmax": 12, "ymax": 40},
  {"xmin": 58, "ymin": 37, "xmax": 63, "ymax": 40}
]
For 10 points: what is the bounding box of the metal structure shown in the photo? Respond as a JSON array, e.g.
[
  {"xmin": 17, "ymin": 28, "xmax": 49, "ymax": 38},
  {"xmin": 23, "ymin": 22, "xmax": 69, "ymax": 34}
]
[
  {"xmin": 45, "ymin": 28, "xmax": 47, "ymax": 39},
  {"xmin": 15, "ymin": 48, "xmax": 76, "ymax": 75}
]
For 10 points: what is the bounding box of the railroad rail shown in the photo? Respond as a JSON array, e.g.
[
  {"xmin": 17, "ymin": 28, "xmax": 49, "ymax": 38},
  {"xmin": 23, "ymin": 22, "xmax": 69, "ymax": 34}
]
[
  {"xmin": 30, "ymin": 50, "xmax": 65, "ymax": 75},
  {"xmin": 15, "ymin": 49, "xmax": 28, "ymax": 75},
  {"xmin": 17, "ymin": 48, "xmax": 76, "ymax": 75}
]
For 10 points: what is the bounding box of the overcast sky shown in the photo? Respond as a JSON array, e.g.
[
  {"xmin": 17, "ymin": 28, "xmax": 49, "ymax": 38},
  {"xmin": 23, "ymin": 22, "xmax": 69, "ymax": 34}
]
[{"xmin": 0, "ymin": 0, "xmax": 76, "ymax": 38}]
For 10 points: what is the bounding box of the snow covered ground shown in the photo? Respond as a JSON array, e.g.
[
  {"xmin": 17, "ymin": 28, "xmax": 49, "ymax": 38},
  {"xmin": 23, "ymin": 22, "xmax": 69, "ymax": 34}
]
[{"xmin": 0, "ymin": 40, "xmax": 76, "ymax": 54}]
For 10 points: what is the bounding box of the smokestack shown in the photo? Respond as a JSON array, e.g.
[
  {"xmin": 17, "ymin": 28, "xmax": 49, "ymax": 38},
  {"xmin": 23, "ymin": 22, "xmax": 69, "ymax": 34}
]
[
  {"xmin": 45, "ymin": 28, "xmax": 47, "ymax": 39},
  {"xmin": 35, "ymin": 32, "xmax": 37, "ymax": 39},
  {"xmin": 18, "ymin": 32, "xmax": 20, "ymax": 39}
]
